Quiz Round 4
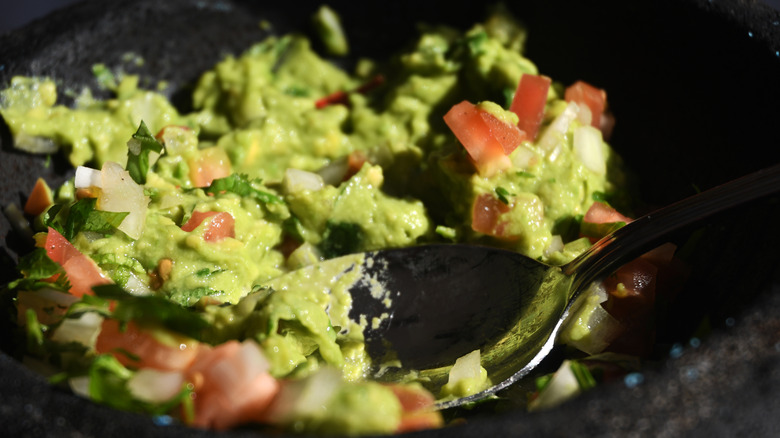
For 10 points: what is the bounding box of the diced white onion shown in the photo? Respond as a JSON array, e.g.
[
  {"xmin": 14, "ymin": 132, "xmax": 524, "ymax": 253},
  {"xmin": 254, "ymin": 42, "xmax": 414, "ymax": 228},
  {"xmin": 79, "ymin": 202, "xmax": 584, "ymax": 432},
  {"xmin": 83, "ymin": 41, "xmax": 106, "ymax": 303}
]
[
  {"xmin": 74, "ymin": 166, "xmax": 103, "ymax": 189},
  {"xmin": 69, "ymin": 376, "xmax": 91, "ymax": 398},
  {"xmin": 316, "ymin": 159, "xmax": 349, "ymax": 186},
  {"xmin": 158, "ymin": 192, "xmax": 184, "ymax": 209},
  {"xmin": 528, "ymin": 360, "xmax": 580, "ymax": 411},
  {"xmin": 509, "ymin": 144, "xmax": 538, "ymax": 170},
  {"xmin": 283, "ymin": 168, "xmax": 324, "ymax": 194},
  {"xmin": 537, "ymin": 101, "xmax": 580, "ymax": 158},
  {"xmin": 264, "ymin": 367, "xmax": 342, "ymax": 423},
  {"xmin": 238, "ymin": 339, "xmax": 272, "ymax": 374},
  {"xmin": 98, "ymin": 161, "xmax": 150, "ymax": 240},
  {"xmin": 13, "ymin": 132, "xmax": 59, "ymax": 154},
  {"xmin": 447, "ymin": 349, "xmax": 482, "ymax": 386},
  {"xmin": 543, "ymin": 235, "xmax": 565, "ymax": 258},
  {"xmin": 573, "ymin": 125, "xmax": 606, "ymax": 175},
  {"xmin": 51, "ymin": 312, "xmax": 104, "ymax": 348},
  {"xmin": 575, "ymin": 104, "xmax": 593, "ymax": 127},
  {"xmin": 127, "ymin": 369, "xmax": 185, "ymax": 404},
  {"xmin": 560, "ymin": 283, "xmax": 622, "ymax": 355},
  {"xmin": 124, "ymin": 272, "xmax": 154, "ymax": 296}
]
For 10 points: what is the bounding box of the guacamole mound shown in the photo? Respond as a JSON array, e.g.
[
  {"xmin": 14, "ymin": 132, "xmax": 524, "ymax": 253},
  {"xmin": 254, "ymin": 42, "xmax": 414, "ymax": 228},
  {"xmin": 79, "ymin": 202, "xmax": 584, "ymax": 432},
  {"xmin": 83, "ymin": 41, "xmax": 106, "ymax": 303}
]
[{"xmin": 1, "ymin": 7, "xmax": 631, "ymax": 436}]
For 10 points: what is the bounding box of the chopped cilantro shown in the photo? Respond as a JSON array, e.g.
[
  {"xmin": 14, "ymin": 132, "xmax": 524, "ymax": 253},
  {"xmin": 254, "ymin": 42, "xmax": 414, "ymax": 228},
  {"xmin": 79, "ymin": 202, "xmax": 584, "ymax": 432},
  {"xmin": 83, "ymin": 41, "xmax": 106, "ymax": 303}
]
[
  {"xmin": 202, "ymin": 173, "xmax": 283, "ymax": 205},
  {"xmin": 91, "ymin": 63, "xmax": 117, "ymax": 90},
  {"xmin": 570, "ymin": 361, "xmax": 597, "ymax": 390},
  {"xmin": 435, "ymin": 225, "xmax": 458, "ymax": 241},
  {"xmin": 126, "ymin": 121, "xmax": 164, "ymax": 185},
  {"xmin": 8, "ymin": 248, "xmax": 69, "ymax": 292},
  {"xmin": 92, "ymin": 284, "xmax": 209, "ymax": 339},
  {"xmin": 591, "ymin": 191, "xmax": 609, "ymax": 203},
  {"xmin": 320, "ymin": 221, "xmax": 364, "ymax": 258},
  {"xmin": 516, "ymin": 170, "xmax": 535, "ymax": 178},
  {"xmin": 44, "ymin": 198, "xmax": 128, "ymax": 241},
  {"xmin": 466, "ymin": 30, "xmax": 489, "ymax": 55},
  {"xmin": 87, "ymin": 354, "xmax": 191, "ymax": 416},
  {"xmin": 495, "ymin": 186, "xmax": 514, "ymax": 205}
]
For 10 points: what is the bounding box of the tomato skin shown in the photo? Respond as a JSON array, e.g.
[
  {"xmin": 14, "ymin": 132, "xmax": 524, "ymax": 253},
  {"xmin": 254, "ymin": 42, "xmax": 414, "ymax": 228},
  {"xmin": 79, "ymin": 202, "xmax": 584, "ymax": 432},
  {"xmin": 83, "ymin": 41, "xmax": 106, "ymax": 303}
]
[
  {"xmin": 95, "ymin": 319, "xmax": 200, "ymax": 371},
  {"xmin": 154, "ymin": 125, "xmax": 191, "ymax": 141},
  {"xmin": 96, "ymin": 321, "xmax": 278, "ymax": 430},
  {"xmin": 387, "ymin": 384, "xmax": 443, "ymax": 433},
  {"xmin": 443, "ymin": 101, "xmax": 522, "ymax": 177},
  {"xmin": 24, "ymin": 177, "xmax": 53, "ymax": 216},
  {"xmin": 602, "ymin": 258, "xmax": 658, "ymax": 356},
  {"xmin": 509, "ymin": 74, "xmax": 551, "ymax": 140},
  {"xmin": 471, "ymin": 194, "xmax": 516, "ymax": 239},
  {"xmin": 343, "ymin": 150, "xmax": 368, "ymax": 181},
  {"xmin": 583, "ymin": 201, "xmax": 632, "ymax": 225},
  {"xmin": 187, "ymin": 340, "xmax": 279, "ymax": 430},
  {"xmin": 188, "ymin": 147, "xmax": 231, "ymax": 188},
  {"xmin": 565, "ymin": 81, "xmax": 607, "ymax": 129},
  {"xmin": 181, "ymin": 211, "xmax": 236, "ymax": 242},
  {"xmin": 45, "ymin": 227, "xmax": 111, "ymax": 297},
  {"xmin": 581, "ymin": 201, "xmax": 633, "ymax": 242}
]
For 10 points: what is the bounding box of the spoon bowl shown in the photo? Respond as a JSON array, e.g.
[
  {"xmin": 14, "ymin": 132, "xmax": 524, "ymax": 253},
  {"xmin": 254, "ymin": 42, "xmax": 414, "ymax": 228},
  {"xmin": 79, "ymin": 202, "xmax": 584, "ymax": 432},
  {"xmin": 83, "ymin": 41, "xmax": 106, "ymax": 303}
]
[{"xmin": 289, "ymin": 163, "xmax": 780, "ymax": 409}]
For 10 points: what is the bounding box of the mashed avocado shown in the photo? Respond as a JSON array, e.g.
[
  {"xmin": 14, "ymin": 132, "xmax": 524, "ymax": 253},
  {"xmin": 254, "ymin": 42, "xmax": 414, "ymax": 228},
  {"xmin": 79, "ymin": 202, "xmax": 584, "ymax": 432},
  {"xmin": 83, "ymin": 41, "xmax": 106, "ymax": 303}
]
[{"xmin": 2, "ymin": 7, "xmax": 630, "ymax": 436}]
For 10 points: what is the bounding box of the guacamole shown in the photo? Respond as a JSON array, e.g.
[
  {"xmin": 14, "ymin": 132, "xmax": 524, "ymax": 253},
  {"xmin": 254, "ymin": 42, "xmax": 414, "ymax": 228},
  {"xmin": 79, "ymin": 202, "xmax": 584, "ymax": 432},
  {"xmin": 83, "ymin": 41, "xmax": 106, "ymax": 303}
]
[{"xmin": 1, "ymin": 6, "xmax": 639, "ymax": 436}]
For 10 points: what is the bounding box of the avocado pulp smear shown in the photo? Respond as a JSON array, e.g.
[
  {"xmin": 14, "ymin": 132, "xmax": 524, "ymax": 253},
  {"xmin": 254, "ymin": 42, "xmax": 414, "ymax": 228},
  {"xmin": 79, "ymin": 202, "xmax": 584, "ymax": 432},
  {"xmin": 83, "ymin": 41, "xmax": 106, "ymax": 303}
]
[{"xmin": 1, "ymin": 7, "xmax": 636, "ymax": 435}]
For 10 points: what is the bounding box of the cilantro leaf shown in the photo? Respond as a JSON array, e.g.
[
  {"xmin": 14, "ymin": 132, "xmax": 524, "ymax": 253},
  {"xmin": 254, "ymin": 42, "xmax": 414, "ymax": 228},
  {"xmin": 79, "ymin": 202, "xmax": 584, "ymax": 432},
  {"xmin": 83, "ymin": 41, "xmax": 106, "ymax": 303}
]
[
  {"xmin": 202, "ymin": 173, "xmax": 283, "ymax": 204},
  {"xmin": 320, "ymin": 221, "xmax": 364, "ymax": 258},
  {"xmin": 61, "ymin": 198, "xmax": 129, "ymax": 240},
  {"xmin": 41, "ymin": 203, "xmax": 66, "ymax": 236},
  {"xmin": 495, "ymin": 186, "xmax": 514, "ymax": 205},
  {"xmin": 15, "ymin": 248, "xmax": 62, "ymax": 281},
  {"xmin": 126, "ymin": 121, "xmax": 164, "ymax": 185},
  {"xmin": 8, "ymin": 248, "xmax": 70, "ymax": 292},
  {"xmin": 88, "ymin": 354, "xmax": 192, "ymax": 416},
  {"xmin": 591, "ymin": 191, "xmax": 610, "ymax": 203},
  {"xmin": 92, "ymin": 284, "xmax": 209, "ymax": 339}
]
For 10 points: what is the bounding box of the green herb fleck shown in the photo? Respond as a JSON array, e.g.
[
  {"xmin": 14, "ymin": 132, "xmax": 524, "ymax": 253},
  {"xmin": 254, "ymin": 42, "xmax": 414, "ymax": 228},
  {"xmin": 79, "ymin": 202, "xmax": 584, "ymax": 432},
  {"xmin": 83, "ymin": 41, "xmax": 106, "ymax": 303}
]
[
  {"xmin": 320, "ymin": 221, "xmax": 364, "ymax": 258},
  {"xmin": 92, "ymin": 284, "xmax": 209, "ymax": 339},
  {"xmin": 126, "ymin": 121, "xmax": 164, "ymax": 185},
  {"xmin": 202, "ymin": 173, "xmax": 283, "ymax": 205},
  {"xmin": 495, "ymin": 187, "xmax": 513, "ymax": 205}
]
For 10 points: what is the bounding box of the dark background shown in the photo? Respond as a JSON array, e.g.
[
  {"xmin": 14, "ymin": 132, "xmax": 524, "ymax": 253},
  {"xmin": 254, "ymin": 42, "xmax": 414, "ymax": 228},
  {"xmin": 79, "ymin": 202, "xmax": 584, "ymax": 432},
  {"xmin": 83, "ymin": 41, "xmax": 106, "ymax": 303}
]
[{"xmin": 2, "ymin": 0, "xmax": 780, "ymax": 33}]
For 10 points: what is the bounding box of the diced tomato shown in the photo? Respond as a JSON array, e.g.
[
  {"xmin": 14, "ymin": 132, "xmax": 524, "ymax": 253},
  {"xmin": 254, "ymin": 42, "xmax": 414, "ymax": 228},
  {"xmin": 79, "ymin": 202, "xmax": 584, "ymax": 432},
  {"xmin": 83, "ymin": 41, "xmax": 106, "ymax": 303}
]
[
  {"xmin": 444, "ymin": 101, "xmax": 524, "ymax": 177},
  {"xmin": 186, "ymin": 340, "xmax": 279, "ymax": 430},
  {"xmin": 387, "ymin": 384, "xmax": 444, "ymax": 433},
  {"xmin": 154, "ymin": 125, "xmax": 191, "ymax": 141},
  {"xmin": 581, "ymin": 201, "xmax": 633, "ymax": 242},
  {"xmin": 509, "ymin": 74, "xmax": 551, "ymax": 140},
  {"xmin": 471, "ymin": 194, "xmax": 516, "ymax": 239},
  {"xmin": 95, "ymin": 319, "xmax": 200, "ymax": 371},
  {"xmin": 188, "ymin": 147, "xmax": 231, "ymax": 188},
  {"xmin": 583, "ymin": 201, "xmax": 632, "ymax": 225},
  {"xmin": 565, "ymin": 81, "xmax": 607, "ymax": 129},
  {"xmin": 181, "ymin": 211, "xmax": 235, "ymax": 242},
  {"xmin": 315, "ymin": 74, "xmax": 385, "ymax": 109},
  {"xmin": 479, "ymin": 110, "xmax": 526, "ymax": 154},
  {"xmin": 602, "ymin": 257, "xmax": 658, "ymax": 356},
  {"xmin": 24, "ymin": 178, "xmax": 53, "ymax": 216},
  {"xmin": 343, "ymin": 150, "xmax": 368, "ymax": 181},
  {"xmin": 45, "ymin": 227, "xmax": 111, "ymax": 297}
]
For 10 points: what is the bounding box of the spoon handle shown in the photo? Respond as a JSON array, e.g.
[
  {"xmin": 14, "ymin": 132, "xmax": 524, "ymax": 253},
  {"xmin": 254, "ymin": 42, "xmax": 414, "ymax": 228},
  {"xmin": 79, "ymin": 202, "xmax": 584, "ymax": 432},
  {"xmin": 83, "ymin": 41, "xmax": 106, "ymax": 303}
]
[{"xmin": 564, "ymin": 163, "xmax": 780, "ymax": 296}]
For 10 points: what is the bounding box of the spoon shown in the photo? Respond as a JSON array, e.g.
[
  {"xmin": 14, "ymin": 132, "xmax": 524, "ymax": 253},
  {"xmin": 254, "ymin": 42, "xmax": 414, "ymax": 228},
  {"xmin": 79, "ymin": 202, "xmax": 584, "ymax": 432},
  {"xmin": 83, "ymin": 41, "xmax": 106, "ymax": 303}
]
[{"xmin": 269, "ymin": 164, "xmax": 780, "ymax": 409}]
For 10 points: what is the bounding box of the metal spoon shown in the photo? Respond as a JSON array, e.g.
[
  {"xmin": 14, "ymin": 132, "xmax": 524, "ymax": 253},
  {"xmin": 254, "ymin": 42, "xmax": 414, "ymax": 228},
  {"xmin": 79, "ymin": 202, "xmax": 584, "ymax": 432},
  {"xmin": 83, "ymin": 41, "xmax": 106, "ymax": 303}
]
[{"xmin": 269, "ymin": 164, "xmax": 780, "ymax": 409}]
